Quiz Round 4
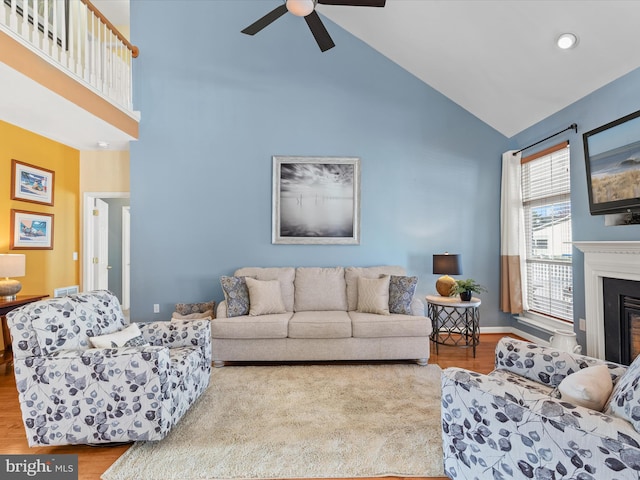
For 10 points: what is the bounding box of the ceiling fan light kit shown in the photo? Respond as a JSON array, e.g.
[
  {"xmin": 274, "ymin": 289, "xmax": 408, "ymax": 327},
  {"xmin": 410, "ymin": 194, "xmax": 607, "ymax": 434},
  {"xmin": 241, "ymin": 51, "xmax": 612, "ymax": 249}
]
[
  {"xmin": 242, "ymin": 0, "xmax": 386, "ymax": 52},
  {"xmin": 287, "ymin": 0, "xmax": 315, "ymax": 17}
]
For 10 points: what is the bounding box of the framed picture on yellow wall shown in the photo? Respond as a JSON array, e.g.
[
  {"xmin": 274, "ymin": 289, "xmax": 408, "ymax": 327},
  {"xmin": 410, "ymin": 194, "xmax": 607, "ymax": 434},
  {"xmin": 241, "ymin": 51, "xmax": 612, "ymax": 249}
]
[
  {"xmin": 10, "ymin": 210, "xmax": 54, "ymax": 250},
  {"xmin": 11, "ymin": 159, "xmax": 55, "ymax": 206}
]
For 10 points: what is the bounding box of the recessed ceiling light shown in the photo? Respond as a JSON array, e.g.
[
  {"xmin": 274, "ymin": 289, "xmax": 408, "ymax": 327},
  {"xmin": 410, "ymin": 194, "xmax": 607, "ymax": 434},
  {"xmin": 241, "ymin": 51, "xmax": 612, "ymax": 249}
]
[
  {"xmin": 97, "ymin": 141, "xmax": 110, "ymax": 149},
  {"xmin": 557, "ymin": 33, "xmax": 578, "ymax": 50}
]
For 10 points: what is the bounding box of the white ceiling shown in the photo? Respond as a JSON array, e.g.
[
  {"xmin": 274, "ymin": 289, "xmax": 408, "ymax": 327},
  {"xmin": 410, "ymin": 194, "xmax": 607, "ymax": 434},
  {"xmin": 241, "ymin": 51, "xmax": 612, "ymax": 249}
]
[
  {"xmin": 4, "ymin": 0, "xmax": 640, "ymax": 150},
  {"xmin": 319, "ymin": 0, "xmax": 640, "ymax": 137}
]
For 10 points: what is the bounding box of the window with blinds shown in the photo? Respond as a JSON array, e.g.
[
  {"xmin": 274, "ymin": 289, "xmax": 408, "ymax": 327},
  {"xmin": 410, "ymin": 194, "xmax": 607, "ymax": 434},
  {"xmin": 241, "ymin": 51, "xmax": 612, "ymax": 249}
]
[{"xmin": 521, "ymin": 142, "xmax": 573, "ymax": 322}]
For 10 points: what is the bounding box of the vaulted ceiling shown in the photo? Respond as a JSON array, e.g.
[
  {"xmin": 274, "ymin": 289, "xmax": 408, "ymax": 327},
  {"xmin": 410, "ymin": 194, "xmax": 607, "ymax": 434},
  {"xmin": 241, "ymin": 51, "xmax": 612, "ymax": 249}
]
[
  {"xmin": 5, "ymin": 0, "xmax": 640, "ymax": 149},
  {"xmin": 319, "ymin": 0, "xmax": 640, "ymax": 137},
  {"xmin": 88, "ymin": 0, "xmax": 640, "ymax": 138}
]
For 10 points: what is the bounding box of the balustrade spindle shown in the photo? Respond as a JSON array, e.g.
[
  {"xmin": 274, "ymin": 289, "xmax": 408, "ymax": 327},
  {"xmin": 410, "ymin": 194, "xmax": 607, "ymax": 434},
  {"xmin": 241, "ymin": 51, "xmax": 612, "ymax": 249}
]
[
  {"xmin": 1, "ymin": 0, "xmax": 137, "ymax": 111},
  {"xmin": 20, "ymin": 0, "xmax": 28, "ymax": 41},
  {"xmin": 42, "ymin": 0, "xmax": 49, "ymax": 53}
]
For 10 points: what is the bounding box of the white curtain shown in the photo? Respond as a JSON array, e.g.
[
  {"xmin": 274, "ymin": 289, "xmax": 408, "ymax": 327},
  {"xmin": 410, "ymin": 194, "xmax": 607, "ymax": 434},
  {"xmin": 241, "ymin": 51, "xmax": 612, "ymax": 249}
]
[{"xmin": 500, "ymin": 150, "xmax": 528, "ymax": 314}]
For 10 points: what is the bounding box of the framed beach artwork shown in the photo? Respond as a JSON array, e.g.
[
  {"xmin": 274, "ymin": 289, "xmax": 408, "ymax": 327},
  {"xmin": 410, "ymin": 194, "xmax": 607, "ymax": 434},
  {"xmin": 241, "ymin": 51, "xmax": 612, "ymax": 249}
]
[
  {"xmin": 11, "ymin": 159, "xmax": 55, "ymax": 206},
  {"xmin": 272, "ymin": 156, "xmax": 360, "ymax": 245},
  {"xmin": 10, "ymin": 209, "xmax": 54, "ymax": 250}
]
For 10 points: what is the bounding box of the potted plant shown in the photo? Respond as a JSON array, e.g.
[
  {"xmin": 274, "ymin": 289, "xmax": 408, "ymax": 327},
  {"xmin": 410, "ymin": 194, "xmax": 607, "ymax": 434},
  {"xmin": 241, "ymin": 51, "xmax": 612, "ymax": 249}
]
[{"xmin": 450, "ymin": 278, "xmax": 487, "ymax": 301}]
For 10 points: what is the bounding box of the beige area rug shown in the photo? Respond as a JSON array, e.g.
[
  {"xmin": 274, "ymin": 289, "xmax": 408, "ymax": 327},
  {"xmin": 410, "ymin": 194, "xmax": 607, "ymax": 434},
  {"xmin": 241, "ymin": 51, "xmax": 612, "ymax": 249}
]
[{"xmin": 102, "ymin": 363, "xmax": 444, "ymax": 480}]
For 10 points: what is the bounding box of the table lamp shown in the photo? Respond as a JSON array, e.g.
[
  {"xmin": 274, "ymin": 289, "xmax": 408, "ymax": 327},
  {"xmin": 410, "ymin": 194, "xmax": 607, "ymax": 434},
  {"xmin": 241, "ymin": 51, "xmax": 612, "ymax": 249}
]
[
  {"xmin": 433, "ymin": 253, "xmax": 461, "ymax": 296},
  {"xmin": 0, "ymin": 254, "xmax": 26, "ymax": 300}
]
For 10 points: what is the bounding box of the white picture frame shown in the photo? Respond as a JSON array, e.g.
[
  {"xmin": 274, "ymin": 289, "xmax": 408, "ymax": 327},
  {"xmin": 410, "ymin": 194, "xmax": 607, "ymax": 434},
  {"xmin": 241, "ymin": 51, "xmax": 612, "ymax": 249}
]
[{"xmin": 272, "ymin": 156, "xmax": 361, "ymax": 245}]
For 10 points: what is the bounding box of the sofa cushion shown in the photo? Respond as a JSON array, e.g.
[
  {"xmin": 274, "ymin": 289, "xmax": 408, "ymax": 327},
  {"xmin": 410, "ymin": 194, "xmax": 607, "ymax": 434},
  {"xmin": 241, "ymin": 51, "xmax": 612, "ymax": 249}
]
[
  {"xmin": 488, "ymin": 369, "xmax": 557, "ymax": 397},
  {"xmin": 345, "ymin": 266, "xmax": 406, "ymax": 311},
  {"xmin": 389, "ymin": 275, "xmax": 418, "ymax": 315},
  {"xmin": 89, "ymin": 323, "xmax": 149, "ymax": 348},
  {"xmin": 29, "ymin": 291, "xmax": 127, "ymax": 355},
  {"xmin": 171, "ymin": 310, "xmax": 213, "ymax": 320},
  {"xmin": 288, "ymin": 311, "xmax": 352, "ymax": 339},
  {"xmin": 211, "ymin": 313, "xmax": 292, "ymax": 339},
  {"xmin": 245, "ymin": 278, "xmax": 286, "ymax": 316},
  {"xmin": 349, "ymin": 311, "xmax": 430, "ymax": 338},
  {"xmin": 357, "ymin": 276, "xmax": 390, "ymax": 315},
  {"xmin": 294, "ymin": 267, "xmax": 348, "ymax": 312},
  {"xmin": 606, "ymin": 353, "xmax": 640, "ymax": 430},
  {"xmin": 235, "ymin": 267, "xmax": 296, "ymax": 312},
  {"xmin": 556, "ymin": 364, "xmax": 613, "ymax": 411},
  {"xmin": 175, "ymin": 300, "xmax": 215, "ymax": 316},
  {"xmin": 220, "ymin": 276, "xmax": 252, "ymax": 317}
]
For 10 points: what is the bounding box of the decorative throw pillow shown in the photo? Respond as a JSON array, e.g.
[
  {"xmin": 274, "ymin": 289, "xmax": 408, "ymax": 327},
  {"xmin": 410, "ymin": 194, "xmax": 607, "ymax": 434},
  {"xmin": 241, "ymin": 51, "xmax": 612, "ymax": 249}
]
[
  {"xmin": 357, "ymin": 275, "xmax": 391, "ymax": 315},
  {"xmin": 605, "ymin": 353, "xmax": 640, "ymax": 430},
  {"xmin": 220, "ymin": 276, "xmax": 252, "ymax": 317},
  {"xmin": 175, "ymin": 300, "xmax": 215, "ymax": 315},
  {"xmin": 89, "ymin": 323, "xmax": 149, "ymax": 348},
  {"xmin": 171, "ymin": 310, "xmax": 213, "ymax": 320},
  {"xmin": 556, "ymin": 364, "xmax": 613, "ymax": 411},
  {"xmin": 245, "ymin": 277, "xmax": 286, "ymax": 316},
  {"xmin": 388, "ymin": 275, "xmax": 418, "ymax": 314}
]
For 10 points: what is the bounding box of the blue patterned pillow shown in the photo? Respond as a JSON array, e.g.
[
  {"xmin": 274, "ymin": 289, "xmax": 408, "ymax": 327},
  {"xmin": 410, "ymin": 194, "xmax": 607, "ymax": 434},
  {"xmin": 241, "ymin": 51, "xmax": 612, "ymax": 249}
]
[
  {"xmin": 220, "ymin": 276, "xmax": 251, "ymax": 317},
  {"xmin": 388, "ymin": 275, "xmax": 418, "ymax": 314}
]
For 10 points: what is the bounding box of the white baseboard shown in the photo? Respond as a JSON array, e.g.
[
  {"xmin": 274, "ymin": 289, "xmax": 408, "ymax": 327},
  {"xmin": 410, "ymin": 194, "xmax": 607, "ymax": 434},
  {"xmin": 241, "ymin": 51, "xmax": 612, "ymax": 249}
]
[{"xmin": 480, "ymin": 326, "xmax": 549, "ymax": 347}]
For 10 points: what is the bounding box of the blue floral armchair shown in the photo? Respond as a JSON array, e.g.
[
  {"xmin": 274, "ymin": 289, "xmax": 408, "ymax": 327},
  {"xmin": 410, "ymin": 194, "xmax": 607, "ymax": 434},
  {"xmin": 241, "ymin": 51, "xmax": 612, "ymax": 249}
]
[
  {"xmin": 441, "ymin": 337, "xmax": 640, "ymax": 480},
  {"xmin": 7, "ymin": 290, "xmax": 211, "ymax": 446}
]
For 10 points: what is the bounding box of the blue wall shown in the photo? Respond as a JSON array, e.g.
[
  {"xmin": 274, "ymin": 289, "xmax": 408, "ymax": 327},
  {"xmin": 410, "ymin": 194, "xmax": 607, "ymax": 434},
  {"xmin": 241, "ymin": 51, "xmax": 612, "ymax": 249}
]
[
  {"xmin": 510, "ymin": 67, "xmax": 640, "ymax": 346},
  {"xmin": 129, "ymin": 0, "xmax": 509, "ymax": 322}
]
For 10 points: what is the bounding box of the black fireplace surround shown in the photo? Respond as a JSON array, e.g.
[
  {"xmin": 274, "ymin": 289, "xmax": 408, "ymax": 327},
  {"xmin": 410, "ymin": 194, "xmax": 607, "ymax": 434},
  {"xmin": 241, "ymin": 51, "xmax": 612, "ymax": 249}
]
[{"xmin": 604, "ymin": 277, "xmax": 640, "ymax": 365}]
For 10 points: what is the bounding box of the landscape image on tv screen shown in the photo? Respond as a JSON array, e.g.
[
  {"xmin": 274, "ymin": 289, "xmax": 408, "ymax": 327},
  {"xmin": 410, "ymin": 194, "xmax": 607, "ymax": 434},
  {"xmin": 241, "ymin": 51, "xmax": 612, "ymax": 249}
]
[{"xmin": 586, "ymin": 113, "xmax": 640, "ymax": 206}]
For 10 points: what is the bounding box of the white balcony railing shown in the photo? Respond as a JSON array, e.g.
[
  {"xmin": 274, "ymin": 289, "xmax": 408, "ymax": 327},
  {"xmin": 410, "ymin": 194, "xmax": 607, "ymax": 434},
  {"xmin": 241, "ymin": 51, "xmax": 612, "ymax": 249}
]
[{"xmin": 1, "ymin": 0, "xmax": 137, "ymax": 113}]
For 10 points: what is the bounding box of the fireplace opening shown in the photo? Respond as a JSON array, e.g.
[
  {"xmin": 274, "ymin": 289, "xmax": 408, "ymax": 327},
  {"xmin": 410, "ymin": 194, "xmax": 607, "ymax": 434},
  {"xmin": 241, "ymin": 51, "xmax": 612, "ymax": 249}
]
[{"xmin": 604, "ymin": 277, "xmax": 640, "ymax": 365}]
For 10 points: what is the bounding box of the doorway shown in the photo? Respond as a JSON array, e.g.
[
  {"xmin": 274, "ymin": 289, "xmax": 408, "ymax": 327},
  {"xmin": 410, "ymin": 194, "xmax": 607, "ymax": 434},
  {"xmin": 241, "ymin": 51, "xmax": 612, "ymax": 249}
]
[{"xmin": 83, "ymin": 192, "xmax": 130, "ymax": 310}]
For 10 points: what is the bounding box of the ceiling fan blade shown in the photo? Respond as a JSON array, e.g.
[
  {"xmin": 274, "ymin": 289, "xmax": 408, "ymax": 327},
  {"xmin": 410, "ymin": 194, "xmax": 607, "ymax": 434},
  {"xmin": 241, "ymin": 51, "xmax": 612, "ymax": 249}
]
[
  {"xmin": 304, "ymin": 10, "xmax": 336, "ymax": 52},
  {"xmin": 318, "ymin": 0, "xmax": 386, "ymax": 6},
  {"xmin": 304, "ymin": 10, "xmax": 335, "ymax": 52},
  {"xmin": 241, "ymin": 3, "xmax": 289, "ymax": 36}
]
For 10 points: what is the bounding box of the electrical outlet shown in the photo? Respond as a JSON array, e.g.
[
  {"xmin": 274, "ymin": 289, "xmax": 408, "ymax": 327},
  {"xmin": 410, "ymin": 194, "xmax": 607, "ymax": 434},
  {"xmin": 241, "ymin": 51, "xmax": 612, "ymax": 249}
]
[
  {"xmin": 579, "ymin": 318, "xmax": 586, "ymax": 331},
  {"xmin": 153, "ymin": 304, "xmax": 160, "ymax": 314}
]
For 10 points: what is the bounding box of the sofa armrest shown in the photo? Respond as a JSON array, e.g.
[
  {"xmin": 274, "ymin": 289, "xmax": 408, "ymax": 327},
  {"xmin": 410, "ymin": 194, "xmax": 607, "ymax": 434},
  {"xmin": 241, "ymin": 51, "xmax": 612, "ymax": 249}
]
[
  {"xmin": 139, "ymin": 319, "xmax": 211, "ymax": 348},
  {"xmin": 13, "ymin": 346, "xmax": 173, "ymax": 445},
  {"xmin": 495, "ymin": 336, "xmax": 627, "ymax": 388},
  {"xmin": 216, "ymin": 300, "xmax": 228, "ymax": 319},
  {"xmin": 442, "ymin": 367, "xmax": 640, "ymax": 479}
]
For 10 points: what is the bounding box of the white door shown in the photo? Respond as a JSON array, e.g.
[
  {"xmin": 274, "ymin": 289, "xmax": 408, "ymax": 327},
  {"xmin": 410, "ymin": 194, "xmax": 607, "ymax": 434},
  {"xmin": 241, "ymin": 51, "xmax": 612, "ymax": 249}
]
[
  {"xmin": 122, "ymin": 206, "xmax": 131, "ymax": 310},
  {"xmin": 92, "ymin": 198, "xmax": 110, "ymax": 290}
]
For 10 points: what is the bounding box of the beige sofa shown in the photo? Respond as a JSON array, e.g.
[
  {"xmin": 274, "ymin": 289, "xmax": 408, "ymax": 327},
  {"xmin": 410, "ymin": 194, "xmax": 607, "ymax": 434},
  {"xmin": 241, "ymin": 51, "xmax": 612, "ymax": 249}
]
[{"xmin": 212, "ymin": 266, "xmax": 432, "ymax": 366}]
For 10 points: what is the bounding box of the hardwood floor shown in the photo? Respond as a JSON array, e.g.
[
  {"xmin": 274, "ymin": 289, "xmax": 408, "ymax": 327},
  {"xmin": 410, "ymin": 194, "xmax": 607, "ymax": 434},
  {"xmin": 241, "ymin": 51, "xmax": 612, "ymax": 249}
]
[{"xmin": 0, "ymin": 333, "xmax": 516, "ymax": 480}]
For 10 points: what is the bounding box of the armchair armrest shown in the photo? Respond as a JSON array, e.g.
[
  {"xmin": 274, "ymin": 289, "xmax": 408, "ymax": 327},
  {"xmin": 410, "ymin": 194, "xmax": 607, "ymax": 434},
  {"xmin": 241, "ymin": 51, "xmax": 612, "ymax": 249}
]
[
  {"xmin": 442, "ymin": 367, "xmax": 640, "ymax": 479},
  {"xmin": 13, "ymin": 346, "xmax": 173, "ymax": 446},
  {"xmin": 139, "ymin": 319, "xmax": 211, "ymax": 349},
  {"xmin": 495, "ymin": 337, "xmax": 627, "ymax": 388}
]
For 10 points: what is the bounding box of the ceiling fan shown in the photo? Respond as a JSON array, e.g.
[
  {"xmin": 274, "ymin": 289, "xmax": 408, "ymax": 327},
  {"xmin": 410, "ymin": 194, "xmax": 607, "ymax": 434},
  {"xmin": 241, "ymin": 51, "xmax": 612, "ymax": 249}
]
[{"xmin": 242, "ymin": 0, "xmax": 386, "ymax": 52}]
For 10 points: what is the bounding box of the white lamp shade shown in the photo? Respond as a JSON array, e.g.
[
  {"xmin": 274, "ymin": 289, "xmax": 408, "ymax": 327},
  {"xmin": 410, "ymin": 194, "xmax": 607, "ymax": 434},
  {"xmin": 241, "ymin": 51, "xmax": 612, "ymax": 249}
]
[
  {"xmin": 0, "ymin": 254, "xmax": 26, "ymax": 277},
  {"xmin": 286, "ymin": 0, "xmax": 315, "ymax": 17}
]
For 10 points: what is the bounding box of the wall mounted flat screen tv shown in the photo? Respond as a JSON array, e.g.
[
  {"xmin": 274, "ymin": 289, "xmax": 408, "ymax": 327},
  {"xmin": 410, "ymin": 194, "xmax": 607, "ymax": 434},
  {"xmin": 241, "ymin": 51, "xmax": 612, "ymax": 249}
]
[{"xmin": 583, "ymin": 109, "xmax": 640, "ymax": 215}]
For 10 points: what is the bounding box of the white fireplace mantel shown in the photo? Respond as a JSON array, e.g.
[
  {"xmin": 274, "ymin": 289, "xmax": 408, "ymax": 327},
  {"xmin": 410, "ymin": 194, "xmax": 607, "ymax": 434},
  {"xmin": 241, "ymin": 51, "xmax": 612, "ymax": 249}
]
[{"xmin": 574, "ymin": 241, "xmax": 640, "ymax": 359}]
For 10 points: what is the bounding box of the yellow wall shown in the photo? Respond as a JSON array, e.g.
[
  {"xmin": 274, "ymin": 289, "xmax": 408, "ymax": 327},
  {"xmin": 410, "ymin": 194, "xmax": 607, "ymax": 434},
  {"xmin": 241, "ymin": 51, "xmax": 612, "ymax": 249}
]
[
  {"xmin": 80, "ymin": 151, "xmax": 130, "ymax": 192},
  {"xmin": 0, "ymin": 121, "xmax": 80, "ymax": 297},
  {"xmin": 79, "ymin": 150, "xmax": 130, "ymax": 290}
]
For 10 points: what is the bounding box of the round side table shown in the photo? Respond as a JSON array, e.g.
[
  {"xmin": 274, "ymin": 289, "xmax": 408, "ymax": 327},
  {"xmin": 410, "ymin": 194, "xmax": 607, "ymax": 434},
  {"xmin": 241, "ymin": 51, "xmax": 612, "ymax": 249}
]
[{"xmin": 426, "ymin": 294, "xmax": 481, "ymax": 357}]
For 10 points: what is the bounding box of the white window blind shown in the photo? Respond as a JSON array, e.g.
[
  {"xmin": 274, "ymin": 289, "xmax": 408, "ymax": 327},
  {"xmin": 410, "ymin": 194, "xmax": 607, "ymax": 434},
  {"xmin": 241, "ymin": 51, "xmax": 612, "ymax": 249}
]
[{"xmin": 521, "ymin": 143, "xmax": 573, "ymax": 322}]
